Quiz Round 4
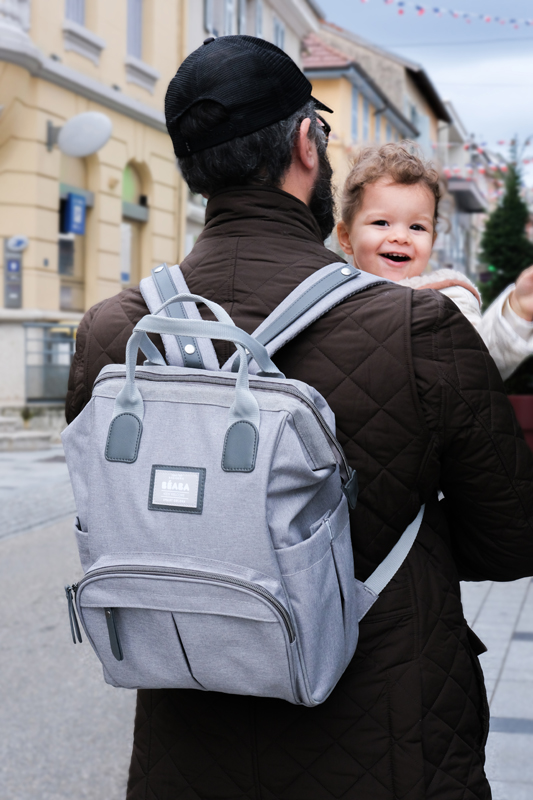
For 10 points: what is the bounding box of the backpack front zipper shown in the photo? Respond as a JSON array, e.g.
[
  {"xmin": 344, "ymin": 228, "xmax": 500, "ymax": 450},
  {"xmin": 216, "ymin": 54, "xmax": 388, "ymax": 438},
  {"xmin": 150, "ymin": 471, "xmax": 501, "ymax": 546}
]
[{"xmin": 68, "ymin": 565, "xmax": 296, "ymax": 653}]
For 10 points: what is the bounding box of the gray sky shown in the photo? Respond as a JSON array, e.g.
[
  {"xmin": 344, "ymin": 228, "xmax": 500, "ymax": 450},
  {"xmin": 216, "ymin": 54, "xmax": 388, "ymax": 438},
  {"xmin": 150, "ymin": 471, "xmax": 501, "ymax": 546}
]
[{"xmin": 319, "ymin": 0, "xmax": 533, "ymax": 183}]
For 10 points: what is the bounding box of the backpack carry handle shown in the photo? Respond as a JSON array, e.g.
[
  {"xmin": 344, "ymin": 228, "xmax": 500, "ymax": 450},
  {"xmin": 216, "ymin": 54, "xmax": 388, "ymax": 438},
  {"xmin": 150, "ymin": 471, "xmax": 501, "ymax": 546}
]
[
  {"xmin": 153, "ymin": 292, "xmax": 235, "ymax": 327},
  {"xmin": 105, "ymin": 304, "xmax": 284, "ymax": 469}
]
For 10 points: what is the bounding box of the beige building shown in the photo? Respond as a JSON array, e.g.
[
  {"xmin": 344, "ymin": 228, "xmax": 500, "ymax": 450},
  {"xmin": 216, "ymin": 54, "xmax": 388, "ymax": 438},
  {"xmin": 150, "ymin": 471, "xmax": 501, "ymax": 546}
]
[{"xmin": 0, "ymin": 0, "xmax": 321, "ymax": 410}]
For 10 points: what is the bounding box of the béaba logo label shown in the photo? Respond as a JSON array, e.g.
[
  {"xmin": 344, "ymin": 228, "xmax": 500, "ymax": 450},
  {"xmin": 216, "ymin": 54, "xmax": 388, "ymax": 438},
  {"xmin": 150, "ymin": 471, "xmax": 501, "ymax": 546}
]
[
  {"xmin": 162, "ymin": 477, "xmax": 190, "ymax": 493},
  {"xmin": 150, "ymin": 466, "xmax": 204, "ymax": 512}
]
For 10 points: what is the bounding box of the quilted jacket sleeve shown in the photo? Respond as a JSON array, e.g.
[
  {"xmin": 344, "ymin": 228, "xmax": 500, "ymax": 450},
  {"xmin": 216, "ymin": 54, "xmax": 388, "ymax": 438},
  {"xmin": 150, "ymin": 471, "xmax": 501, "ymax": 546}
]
[
  {"xmin": 411, "ymin": 289, "xmax": 533, "ymax": 582},
  {"xmin": 65, "ymin": 287, "xmax": 163, "ymax": 424}
]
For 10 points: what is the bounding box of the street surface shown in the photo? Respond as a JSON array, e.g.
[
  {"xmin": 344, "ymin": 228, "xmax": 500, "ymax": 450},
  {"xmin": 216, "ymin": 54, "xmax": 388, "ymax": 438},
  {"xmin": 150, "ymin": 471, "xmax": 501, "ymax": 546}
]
[{"xmin": 0, "ymin": 446, "xmax": 532, "ymax": 799}]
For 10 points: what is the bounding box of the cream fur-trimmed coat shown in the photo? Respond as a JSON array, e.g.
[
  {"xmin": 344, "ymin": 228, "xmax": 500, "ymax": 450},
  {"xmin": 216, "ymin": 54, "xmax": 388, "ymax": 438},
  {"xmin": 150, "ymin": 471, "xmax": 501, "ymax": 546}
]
[{"xmin": 399, "ymin": 269, "xmax": 533, "ymax": 381}]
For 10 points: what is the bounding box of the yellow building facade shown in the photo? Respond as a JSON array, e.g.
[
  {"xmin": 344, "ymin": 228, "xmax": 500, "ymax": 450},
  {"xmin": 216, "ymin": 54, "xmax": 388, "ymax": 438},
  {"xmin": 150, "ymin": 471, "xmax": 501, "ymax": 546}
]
[{"xmin": 0, "ymin": 0, "xmax": 188, "ymax": 317}]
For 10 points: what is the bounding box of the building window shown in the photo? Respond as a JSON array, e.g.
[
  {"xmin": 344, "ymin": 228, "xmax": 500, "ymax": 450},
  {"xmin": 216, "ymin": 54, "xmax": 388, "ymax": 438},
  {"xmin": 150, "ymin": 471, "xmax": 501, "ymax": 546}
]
[
  {"xmin": 255, "ymin": 0, "xmax": 262, "ymax": 37},
  {"xmin": 375, "ymin": 113, "xmax": 381, "ymax": 143},
  {"xmin": 351, "ymin": 87, "xmax": 359, "ymax": 141},
  {"xmin": 238, "ymin": 0, "xmax": 247, "ymax": 33},
  {"xmin": 65, "ymin": 0, "xmax": 84, "ymax": 24},
  {"xmin": 204, "ymin": 0, "xmax": 213, "ymax": 32},
  {"xmin": 386, "ymin": 122, "xmax": 392, "ymax": 141},
  {"xmin": 273, "ymin": 17, "xmax": 285, "ymax": 50},
  {"xmin": 363, "ymin": 98, "xmax": 369, "ymax": 141},
  {"xmin": 224, "ymin": 0, "xmax": 234, "ymax": 34},
  {"xmin": 127, "ymin": 0, "xmax": 143, "ymax": 59}
]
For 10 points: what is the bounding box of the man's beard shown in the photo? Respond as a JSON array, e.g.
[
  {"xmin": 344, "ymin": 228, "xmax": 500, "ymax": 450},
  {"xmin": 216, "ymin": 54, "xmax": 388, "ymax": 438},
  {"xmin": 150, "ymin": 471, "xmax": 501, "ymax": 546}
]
[{"xmin": 309, "ymin": 146, "xmax": 335, "ymax": 242}]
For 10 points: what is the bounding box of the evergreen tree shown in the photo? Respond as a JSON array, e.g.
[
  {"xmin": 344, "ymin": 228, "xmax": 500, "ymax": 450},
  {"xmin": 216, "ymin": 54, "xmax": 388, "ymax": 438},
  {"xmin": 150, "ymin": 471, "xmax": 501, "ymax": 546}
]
[
  {"xmin": 479, "ymin": 163, "xmax": 533, "ymax": 393},
  {"xmin": 479, "ymin": 164, "xmax": 533, "ymax": 307}
]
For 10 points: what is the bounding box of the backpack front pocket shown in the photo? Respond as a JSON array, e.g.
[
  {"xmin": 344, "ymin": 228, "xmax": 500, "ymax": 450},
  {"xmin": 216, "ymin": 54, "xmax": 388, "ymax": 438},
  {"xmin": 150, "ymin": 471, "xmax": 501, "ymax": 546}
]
[{"xmin": 75, "ymin": 561, "xmax": 298, "ymax": 702}]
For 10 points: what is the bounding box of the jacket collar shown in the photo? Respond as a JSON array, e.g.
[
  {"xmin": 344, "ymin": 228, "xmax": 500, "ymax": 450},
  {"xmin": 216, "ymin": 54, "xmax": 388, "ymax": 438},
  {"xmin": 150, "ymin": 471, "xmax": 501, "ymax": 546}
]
[{"xmin": 201, "ymin": 185, "xmax": 325, "ymax": 244}]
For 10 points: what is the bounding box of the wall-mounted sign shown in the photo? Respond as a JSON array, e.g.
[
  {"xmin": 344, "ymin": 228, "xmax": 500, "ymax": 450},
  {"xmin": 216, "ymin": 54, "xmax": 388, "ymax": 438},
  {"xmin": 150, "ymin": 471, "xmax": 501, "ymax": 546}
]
[
  {"xmin": 4, "ymin": 239, "xmax": 22, "ymax": 308},
  {"xmin": 7, "ymin": 235, "xmax": 29, "ymax": 252},
  {"xmin": 65, "ymin": 193, "xmax": 86, "ymax": 235},
  {"xmin": 7, "ymin": 258, "xmax": 21, "ymax": 273}
]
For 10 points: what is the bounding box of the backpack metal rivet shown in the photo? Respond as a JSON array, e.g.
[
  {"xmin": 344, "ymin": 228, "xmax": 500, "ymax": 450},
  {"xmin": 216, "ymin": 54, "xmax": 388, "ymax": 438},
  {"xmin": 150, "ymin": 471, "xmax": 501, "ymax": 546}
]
[
  {"xmin": 341, "ymin": 268, "xmax": 352, "ymax": 276},
  {"xmin": 184, "ymin": 344, "xmax": 196, "ymax": 354}
]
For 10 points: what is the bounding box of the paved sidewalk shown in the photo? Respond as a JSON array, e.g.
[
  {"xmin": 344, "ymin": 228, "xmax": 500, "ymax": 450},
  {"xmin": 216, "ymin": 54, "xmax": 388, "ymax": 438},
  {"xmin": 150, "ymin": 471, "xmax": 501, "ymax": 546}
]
[
  {"xmin": 0, "ymin": 517, "xmax": 136, "ymax": 800},
  {"xmin": 0, "ymin": 446, "xmax": 75, "ymax": 540},
  {"xmin": 461, "ymin": 578, "xmax": 533, "ymax": 800}
]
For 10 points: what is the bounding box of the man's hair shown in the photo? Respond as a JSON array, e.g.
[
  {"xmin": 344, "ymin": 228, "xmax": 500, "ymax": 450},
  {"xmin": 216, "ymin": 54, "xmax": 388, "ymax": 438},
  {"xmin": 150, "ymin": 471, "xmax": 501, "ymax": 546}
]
[
  {"xmin": 341, "ymin": 142, "xmax": 441, "ymax": 229},
  {"xmin": 177, "ymin": 99, "xmax": 320, "ymax": 195}
]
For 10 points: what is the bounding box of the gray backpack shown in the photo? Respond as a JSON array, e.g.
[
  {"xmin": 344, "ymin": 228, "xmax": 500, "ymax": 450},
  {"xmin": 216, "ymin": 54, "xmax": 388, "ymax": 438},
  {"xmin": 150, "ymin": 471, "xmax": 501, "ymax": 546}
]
[{"xmin": 63, "ymin": 262, "xmax": 424, "ymax": 706}]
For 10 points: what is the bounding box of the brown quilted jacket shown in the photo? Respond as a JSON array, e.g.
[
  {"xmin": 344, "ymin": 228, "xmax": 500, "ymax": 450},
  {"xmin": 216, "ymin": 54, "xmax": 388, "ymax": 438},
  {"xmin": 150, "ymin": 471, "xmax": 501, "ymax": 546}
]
[{"xmin": 66, "ymin": 186, "xmax": 533, "ymax": 800}]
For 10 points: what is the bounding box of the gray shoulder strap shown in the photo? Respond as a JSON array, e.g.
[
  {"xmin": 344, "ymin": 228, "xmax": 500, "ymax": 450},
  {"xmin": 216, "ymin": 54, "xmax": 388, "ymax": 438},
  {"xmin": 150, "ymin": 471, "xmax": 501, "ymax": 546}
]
[
  {"xmin": 363, "ymin": 505, "xmax": 424, "ymax": 598},
  {"xmin": 139, "ymin": 263, "xmax": 219, "ymax": 370},
  {"xmin": 221, "ymin": 262, "xmax": 389, "ymax": 373}
]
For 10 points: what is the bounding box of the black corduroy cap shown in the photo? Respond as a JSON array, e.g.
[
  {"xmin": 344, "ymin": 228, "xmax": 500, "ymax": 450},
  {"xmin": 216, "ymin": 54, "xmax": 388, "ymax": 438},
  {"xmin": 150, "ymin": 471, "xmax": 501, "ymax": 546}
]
[{"xmin": 165, "ymin": 35, "xmax": 332, "ymax": 158}]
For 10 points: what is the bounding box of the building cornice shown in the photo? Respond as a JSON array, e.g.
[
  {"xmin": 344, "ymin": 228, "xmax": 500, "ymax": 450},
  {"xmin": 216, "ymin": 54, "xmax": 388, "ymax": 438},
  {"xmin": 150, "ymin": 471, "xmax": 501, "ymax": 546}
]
[
  {"xmin": 0, "ymin": 19, "xmax": 167, "ymax": 132},
  {"xmin": 0, "ymin": 308, "xmax": 83, "ymax": 323},
  {"xmin": 268, "ymin": 0, "xmax": 319, "ymax": 38},
  {"xmin": 62, "ymin": 19, "xmax": 106, "ymax": 66}
]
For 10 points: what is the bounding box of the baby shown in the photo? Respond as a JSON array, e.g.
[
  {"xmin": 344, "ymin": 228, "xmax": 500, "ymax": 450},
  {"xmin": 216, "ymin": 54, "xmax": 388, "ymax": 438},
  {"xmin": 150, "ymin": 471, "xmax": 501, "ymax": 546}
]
[{"xmin": 336, "ymin": 143, "xmax": 533, "ymax": 380}]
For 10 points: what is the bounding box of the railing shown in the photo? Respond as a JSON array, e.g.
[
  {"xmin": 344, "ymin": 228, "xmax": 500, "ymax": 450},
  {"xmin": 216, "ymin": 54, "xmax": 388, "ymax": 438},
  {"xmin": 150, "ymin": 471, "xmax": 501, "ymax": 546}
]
[{"xmin": 25, "ymin": 323, "xmax": 77, "ymax": 403}]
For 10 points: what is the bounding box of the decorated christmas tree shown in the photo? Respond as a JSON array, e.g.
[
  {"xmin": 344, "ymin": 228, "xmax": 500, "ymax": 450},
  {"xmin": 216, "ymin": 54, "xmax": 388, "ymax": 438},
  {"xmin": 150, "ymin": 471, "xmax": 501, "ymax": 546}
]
[{"xmin": 479, "ymin": 163, "xmax": 533, "ymax": 393}]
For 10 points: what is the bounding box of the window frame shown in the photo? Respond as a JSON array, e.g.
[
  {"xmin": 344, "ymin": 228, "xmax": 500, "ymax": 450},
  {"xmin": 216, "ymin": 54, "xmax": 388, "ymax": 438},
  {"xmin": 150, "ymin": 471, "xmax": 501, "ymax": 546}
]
[
  {"xmin": 127, "ymin": 0, "xmax": 143, "ymax": 60},
  {"xmin": 65, "ymin": 0, "xmax": 85, "ymax": 25}
]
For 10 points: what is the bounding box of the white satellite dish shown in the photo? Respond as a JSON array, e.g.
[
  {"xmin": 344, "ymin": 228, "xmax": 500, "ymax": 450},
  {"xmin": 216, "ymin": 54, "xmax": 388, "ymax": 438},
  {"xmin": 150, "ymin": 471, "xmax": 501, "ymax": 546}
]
[{"xmin": 57, "ymin": 112, "xmax": 112, "ymax": 158}]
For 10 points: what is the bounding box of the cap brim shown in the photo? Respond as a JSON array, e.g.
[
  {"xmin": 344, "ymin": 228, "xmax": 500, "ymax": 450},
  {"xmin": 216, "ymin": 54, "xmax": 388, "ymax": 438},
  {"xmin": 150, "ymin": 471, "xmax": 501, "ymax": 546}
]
[{"xmin": 312, "ymin": 96, "xmax": 333, "ymax": 114}]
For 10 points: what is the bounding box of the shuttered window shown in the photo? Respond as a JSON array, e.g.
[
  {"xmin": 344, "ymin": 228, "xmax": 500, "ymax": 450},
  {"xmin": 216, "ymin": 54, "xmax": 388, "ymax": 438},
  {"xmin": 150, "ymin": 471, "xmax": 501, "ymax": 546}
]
[
  {"xmin": 273, "ymin": 17, "xmax": 285, "ymax": 50},
  {"xmin": 65, "ymin": 0, "xmax": 84, "ymax": 24},
  {"xmin": 224, "ymin": 0, "xmax": 234, "ymax": 34},
  {"xmin": 238, "ymin": 0, "xmax": 247, "ymax": 34},
  {"xmin": 127, "ymin": 0, "xmax": 143, "ymax": 59},
  {"xmin": 351, "ymin": 87, "xmax": 359, "ymax": 141}
]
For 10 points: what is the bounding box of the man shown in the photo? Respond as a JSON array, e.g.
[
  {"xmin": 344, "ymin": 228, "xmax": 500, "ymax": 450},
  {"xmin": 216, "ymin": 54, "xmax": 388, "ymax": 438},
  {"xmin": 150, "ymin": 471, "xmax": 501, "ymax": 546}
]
[{"xmin": 67, "ymin": 36, "xmax": 533, "ymax": 800}]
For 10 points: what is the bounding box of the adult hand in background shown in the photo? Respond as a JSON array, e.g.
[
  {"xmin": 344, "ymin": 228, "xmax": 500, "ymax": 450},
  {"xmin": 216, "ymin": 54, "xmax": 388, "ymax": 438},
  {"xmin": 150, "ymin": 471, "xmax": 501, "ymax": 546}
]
[{"xmin": 509, "ymin": 265, "xmax": 533, "ymax": 322}]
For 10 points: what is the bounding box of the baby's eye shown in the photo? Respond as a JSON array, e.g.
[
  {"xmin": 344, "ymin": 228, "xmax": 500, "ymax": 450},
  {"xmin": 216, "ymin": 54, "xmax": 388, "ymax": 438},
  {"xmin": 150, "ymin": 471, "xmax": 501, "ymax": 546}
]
[
  {"xmin": 371, "ymin": 220, "xmax": 388, "ymax": 226},
  {"xmin": 411, "ymin": 224, "xmax": 427, "ymax": 232}
]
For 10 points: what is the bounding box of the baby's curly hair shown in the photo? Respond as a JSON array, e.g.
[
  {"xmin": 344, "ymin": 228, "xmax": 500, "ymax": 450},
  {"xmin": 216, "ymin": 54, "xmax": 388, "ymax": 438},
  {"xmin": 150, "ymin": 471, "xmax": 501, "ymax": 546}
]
[{"xmin": 341, "ymin": 141, "xmax": 441, "ymax": 229}]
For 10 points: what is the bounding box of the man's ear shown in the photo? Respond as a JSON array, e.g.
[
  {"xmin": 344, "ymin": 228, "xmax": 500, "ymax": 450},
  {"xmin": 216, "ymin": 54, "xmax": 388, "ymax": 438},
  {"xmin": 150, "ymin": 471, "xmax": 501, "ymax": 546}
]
[
  {"xmin": 295, "ymin": 118, "xmax": 316, "ymax": 171},
  {"xmin": 337, "ymin": 220, "xmax": 354, "ymax": 256}
]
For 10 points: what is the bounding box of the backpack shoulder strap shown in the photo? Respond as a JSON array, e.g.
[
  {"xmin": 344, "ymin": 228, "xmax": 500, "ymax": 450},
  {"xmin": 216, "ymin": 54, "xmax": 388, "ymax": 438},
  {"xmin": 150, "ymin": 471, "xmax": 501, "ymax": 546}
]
[
  {"xmin": 222, "ymin": 262, "xmax": 389, "ymax": 373},
  {"xmin": 140, "ymin": 263, "xmax": 219, "ymax": 370}
]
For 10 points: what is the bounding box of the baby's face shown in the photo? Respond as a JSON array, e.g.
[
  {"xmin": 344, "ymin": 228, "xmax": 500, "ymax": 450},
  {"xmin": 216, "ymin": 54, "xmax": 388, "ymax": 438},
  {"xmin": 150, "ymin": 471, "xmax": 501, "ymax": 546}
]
[{"xmin": 337, "ymin": 178, "xmax": 436, "ymax": 281}]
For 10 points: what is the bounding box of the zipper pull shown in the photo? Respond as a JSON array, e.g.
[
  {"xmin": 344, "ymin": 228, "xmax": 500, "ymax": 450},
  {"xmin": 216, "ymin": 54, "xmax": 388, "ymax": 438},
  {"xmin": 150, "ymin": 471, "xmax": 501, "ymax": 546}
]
[
  {"xmin": 104, "ymin": 608, "xmax": 124, "ymax": 661},
  {"xmin": 65, "ymin": 585, "xmax": 83, "ymax": 644}
]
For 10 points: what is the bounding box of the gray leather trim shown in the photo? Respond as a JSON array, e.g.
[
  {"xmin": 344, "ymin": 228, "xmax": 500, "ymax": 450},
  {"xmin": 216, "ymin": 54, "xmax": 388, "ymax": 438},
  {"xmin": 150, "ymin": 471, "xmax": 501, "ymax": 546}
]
[
  {"xmin": 255, "ymin": 266, "xmax": 361, "ymax": 347},
  {"xmin": 342, "ymin": 469, "xmax": 358, "ymax": 510},
  {"xmin": 222, "ymin": 421, "xmax": 259, "ymax": 473},
  {"xmin": 105, "ymin": 413, "xmax": 142, "ymax": 463},
  {"xmin": 152, "ymin": 265, "xmax": 204, "ymax": 370},
  {"xmin": 104, "ymin": 608, "xmax": 124, "ymax": 661}
]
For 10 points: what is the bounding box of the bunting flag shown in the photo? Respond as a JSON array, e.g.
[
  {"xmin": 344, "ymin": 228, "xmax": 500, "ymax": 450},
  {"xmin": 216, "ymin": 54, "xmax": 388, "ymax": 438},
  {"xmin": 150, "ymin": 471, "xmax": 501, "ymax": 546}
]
[{"xmin": 363, "ymin": 0, "xmax": 533, "ymax": 29}]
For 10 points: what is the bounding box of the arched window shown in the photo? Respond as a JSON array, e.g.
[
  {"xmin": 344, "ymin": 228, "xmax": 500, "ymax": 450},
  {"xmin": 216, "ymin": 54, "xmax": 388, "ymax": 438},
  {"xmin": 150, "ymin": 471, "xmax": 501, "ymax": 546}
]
[
  {"xmin": 58, "ymin": 154, "xmax": 88, "ymax": 311},
  {"xmin": 121, "ymin": 164, "xmax": 146, "ymax": 287}
]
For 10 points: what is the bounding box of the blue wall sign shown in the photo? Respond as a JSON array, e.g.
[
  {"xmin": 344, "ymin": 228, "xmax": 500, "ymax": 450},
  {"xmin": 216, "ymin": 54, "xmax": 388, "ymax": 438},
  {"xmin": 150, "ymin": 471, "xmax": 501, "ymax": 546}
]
[
  {"xmin": 7, "ymin": 258, "xmax": 21, "ymax": 273},
  {"xmin": 65, "ymin": 193, "xmax": 86, "ymax": 235}
]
